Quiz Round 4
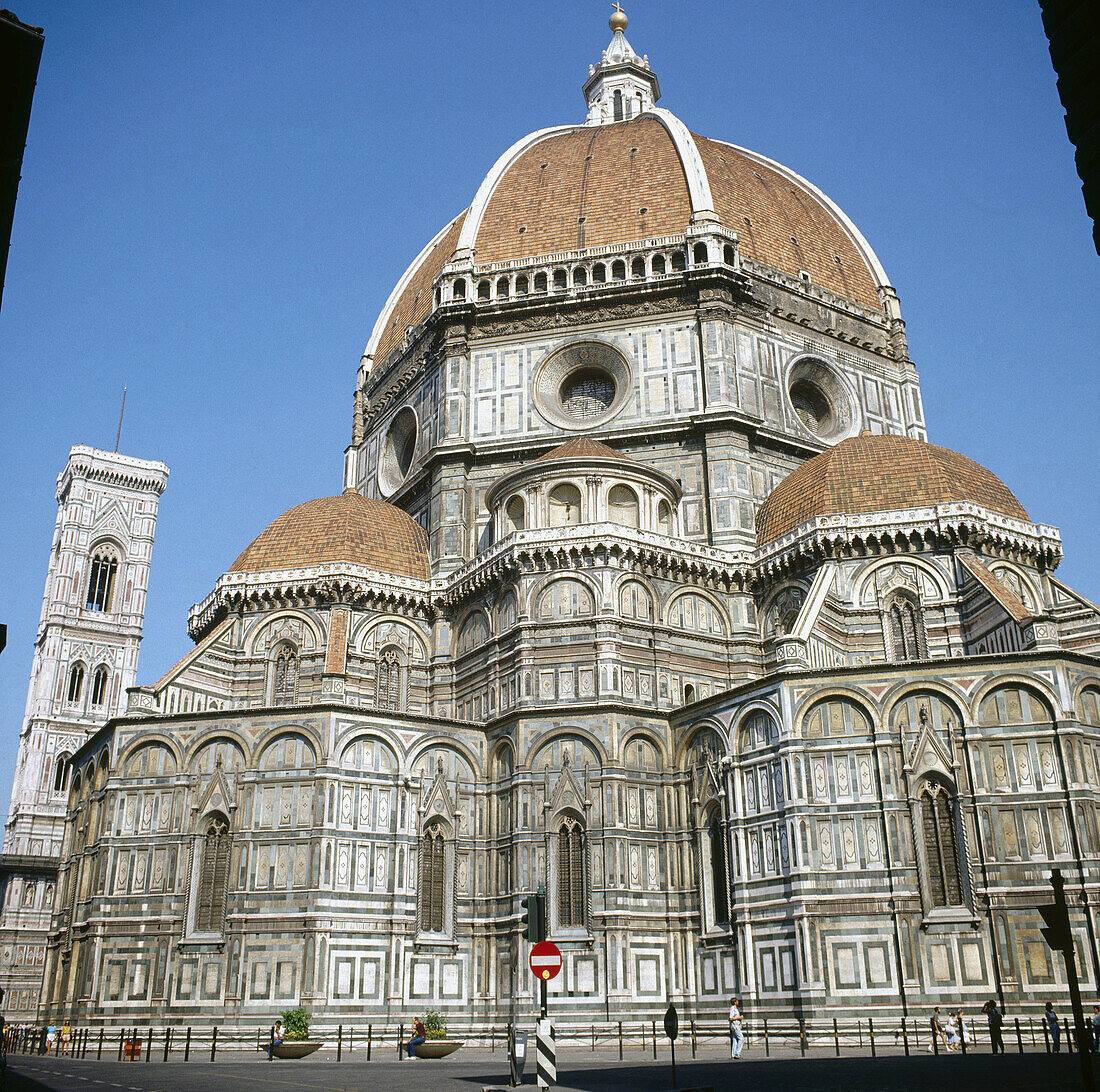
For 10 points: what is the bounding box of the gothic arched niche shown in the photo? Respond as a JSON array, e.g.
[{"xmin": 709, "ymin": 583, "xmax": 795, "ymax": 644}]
[
  {"xmin": 455, "ymin": 611, "xmax": 491, "ymax": 655},
  {"xmin": 339, "ymin": 735, "xmax": 398, "ymax": 774},
  {"xmin": 989, "ymin": 563, "xmax": 1039, "ymax": 614},
  {"xmin": 259, "ymin": 732, "xmax": 318, "ymax": 772},
  {"xmin": 763, "ymin": 585, "xmax": 805, "ymax": 637},
  {"xmin": 125, "ymin": 741, "xmax": 177, "ymax": 778},
  {"xmin": 737, "ymin": 711, "xmax": 780, "ymax": 755},
  {"xmin": 667, "ymin": 593, "xmax": 727, "ymax": 637},
  {"xmin": 531, "ymin": 733, "xmax": 601, "ymax": 773},
  {"xmin": 413, "ymin": 744, "xmax": 475, "ymax": 783},
  {"xmin": 891, "ymin": 691, "xmax": 959, "ymax": 736},
  {"xmin": 622, "ymin": 735, "xmax": 659, "ymax": 770},
  {"xmin": 977, "ymin": 685, "xmax": 1053, "ymax": 728},
  {"xmin": 618, "ymin": 580, "xmax": 653, "ymax": 622},
  {"xmin": 1079, "ymin": 685, "xmax": 1100, "ymax": 727},
  {"xmin": 191, "ymin": 737, "xmax": 246, "ymax": 775},
  {"xmin": 802, "ymin": 696, "xmax": 872, "ymax": 739},
  {"xmin": 536, "ymin": 579, "xmax": 595, "ymax": 620}
]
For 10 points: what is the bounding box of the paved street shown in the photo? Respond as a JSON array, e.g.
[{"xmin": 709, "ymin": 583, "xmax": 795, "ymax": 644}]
[{"xmin": 3, "ymin": 1048, "xmax": 1100, "ymax": 1092}]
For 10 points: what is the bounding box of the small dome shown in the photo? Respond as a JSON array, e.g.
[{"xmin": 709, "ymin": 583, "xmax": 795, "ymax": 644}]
[
  {"xmin": 756, "ymin": 434, "xmax": 1030, "ymax": 547},
  {"xmin": 533, "ymin": 437, "xmax": 634, "ymax": 463},
  {"xmin": 228, "ymin": 492, "xmax": 430, "ymax": 580}
]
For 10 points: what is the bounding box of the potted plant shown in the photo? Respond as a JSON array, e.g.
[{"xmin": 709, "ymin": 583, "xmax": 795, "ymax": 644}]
[
  {"xmin": 414, "ymin": 1009, "xmax": 464, "ymax": 1058},
  {"xmin": 271, "ymin": 1007, "xmax": 323, "ymax": 1059}
]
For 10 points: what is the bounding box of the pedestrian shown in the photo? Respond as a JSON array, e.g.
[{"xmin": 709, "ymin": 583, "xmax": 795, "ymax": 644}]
[
  {"xmin": 1091, "ymin": 1005, "xmax": 1100, "ymax": 1053},
  {"xmin": 954, "ymin": 1010, "xmax": 969, "ymax": 1050},
  {"xmin": 983, "ymin": 999, "xmax": 1005, "ymax": 1054},
  {"xmin": 267, "ymin": 1018, "xmax": 283, "ymax": 1060},
  {"xmin": 929, "ymin": 1006, "xmax": 949, "ymax": 1052},
  {"xmin": 60, "ymin": 1021, "xmax": 71, "ymax": 1056},
  {"xmin": 729, "ymin": 996, "xmax": 744, "ymax": 1059},
  {"xmin": 45, "ymin": 1025, "xmax": 56, "ymax": 1053},
  {"xmin": 1045, "ymin": 1001, "xmax": 1060, "ymax": 1053},
  {"xmin": 404, "ymin": 1016, "xmax": 427, "ymax": 1059}
]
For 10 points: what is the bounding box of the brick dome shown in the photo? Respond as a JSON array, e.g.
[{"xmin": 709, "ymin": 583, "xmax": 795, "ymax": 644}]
[
  {"xmin": 756, "ymin": 434, "xmax": 1031, "ymax": 548},
  {"xmin": 228, "ymin": 492, "xmax": 430, "ymax": 580},
  {"xmin": 368, "ymin": 116, "xmax": 889, "ymax": 366}
]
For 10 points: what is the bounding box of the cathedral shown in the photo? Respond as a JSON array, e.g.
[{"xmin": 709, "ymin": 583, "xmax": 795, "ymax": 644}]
[{"xmin": 12, "ymin": 11, "xmax": 1100, "ymax": 1029}]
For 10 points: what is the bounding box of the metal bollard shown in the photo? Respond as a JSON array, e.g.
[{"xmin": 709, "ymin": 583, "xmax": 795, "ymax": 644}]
[
  {"xmin": 398, "ymin": 1024, "xmax": 404, "ymax": 1059},
  {"xmin": 618, "ymin": 1020, "xmax": 623, "ymax": 1061},
  {"xmin": 858, "ymin": 1018, "xmax": 863, "ymax": 1048},
  {"xmin": 211, "ymin": 1026, "xmax": 218, "ymax": 1062},
  {"xmin": 592, "ymin": 1023, "xmax": 595, "ymax": 1051},
  {"xmin": 1031, "ymin": 1017, "xmax": 1036, "ymax": 1045},
  {"xmin": 834, "ymin": 1017, "xmax": 840, "ymax": 1056},
  {"xmin": 1042, "ymin": 1017, "xmax": 1050, "ymax": 1053},
  {"xmin": 349, "ymin": 1026, "xmax": 354, "ymax": 1056},
  {"xmin": 1064, "ymin": 1017, "xmax": 1072, "ymax": 1053},
  {"xmin": 164, "ymin": 1027, "xmax": 172, "ymax": 1062},
  {"xmin": 185, "ymin": 1027, "xmax": 192, "ymax": 1062},
  {"xmin": 117, "ymin": 1029, "xmax": 124, "ymax": 1062},
  {"xmin": 869, "ymin": 1016, "xmax": 875, "ymax": 1057},
  {"xmin": 367, "ymin": 1023, "xmax": 372, "ymax": 1061},
  {"xmin": 764, "ymin": 1017, "xmax": 769, "ymax": 1057},
  {"xmin": 98, "ymin": 1028, "xmax": 104, "ymax": 1060},
  {"xmin": 146, "ymin": 1027, "xmax": 152, "ymax": 1062},
  {"xmin": 652, "ymin": 1020, "xmax": 657, "ymax": 1059},
  {"xmin": 691, "ymin": 1019, "xmax": 697, "ymax": 1059},
  {"xmin": 902, "ymin": 1019, "xmax": 909, "ymax": 1057},
  {"xmin": 1015, "ymin": 1017, "xmax": 1024, "ymax": 1054},
  {"xmin": 338, "ymin": 1024, "xmax": 343, "ymax": 1061},
  {"xmin": 799, "ymin": 1018, "xmax": 806, "ymax": 1056}
]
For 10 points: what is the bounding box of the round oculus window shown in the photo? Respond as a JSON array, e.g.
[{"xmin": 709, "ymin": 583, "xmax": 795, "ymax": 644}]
[
  {"xmin": 533, "ymin": 340, "xmax": 633, "ymax": 431},
  {"xmin": 785, "ymin": 357, "xmax": 858, "ymax": 443},
  {"xmin": 378, "ymin": 406, "xmax": 418, "ymax": 496}
]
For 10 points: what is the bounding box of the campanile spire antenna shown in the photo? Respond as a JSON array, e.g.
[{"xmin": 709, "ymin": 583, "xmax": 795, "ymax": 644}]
[{"xmin": 114, "ymin": 386, "xmax": 126, "ymax": 452}]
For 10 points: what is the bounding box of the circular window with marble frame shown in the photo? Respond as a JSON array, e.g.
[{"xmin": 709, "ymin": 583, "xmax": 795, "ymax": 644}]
[
  {"xmin": 378, "ymin": 405, "xmax": 419, "ymax": 497},
  {"xmin": 532, "ymin": 338, "xmax": 634, "ymax": 432},
  {"xmin": 784, "ymin": 354, "xmax": 861, "ymax": 442}
]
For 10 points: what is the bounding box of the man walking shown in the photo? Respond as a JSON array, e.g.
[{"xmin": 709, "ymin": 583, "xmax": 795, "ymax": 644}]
[{"xmin": 729, "ymin": 997, "xmax": 744, "ymax": 1060}]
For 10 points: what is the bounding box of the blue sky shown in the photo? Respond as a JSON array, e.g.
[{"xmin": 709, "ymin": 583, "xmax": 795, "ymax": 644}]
[{"xmin": 1, "ymin": 1, "xmax": 1097, "ymax": 800}]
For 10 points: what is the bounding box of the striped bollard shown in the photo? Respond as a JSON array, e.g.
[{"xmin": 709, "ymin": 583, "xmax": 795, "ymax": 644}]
[{"xmin": 536, "ymin": 1018, "xmax": 556, "ymax": 1089}]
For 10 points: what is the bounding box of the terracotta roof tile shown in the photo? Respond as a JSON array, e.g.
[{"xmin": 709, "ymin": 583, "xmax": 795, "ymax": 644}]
[
  {"xmin": 228, "ymin": 492, "xmax": 430, "ymax": 580},
  {"xmin": 475, "ymin": 117, "xmax": 693, "ymax": 263},
  {"xmin": 756, "ymin": 434, "xmax": 1030, "ymax": 547},
  {"xmin": 692, "ymin": 134, "xmax": 882, "ymax": 312},
  {"xmin": 533, "ymin": 437, "xmax": 634, "ymax": 463}
]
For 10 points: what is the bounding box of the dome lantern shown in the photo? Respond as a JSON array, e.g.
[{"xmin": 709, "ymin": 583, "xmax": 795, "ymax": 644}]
[{"xmin": 583, "ymin": 6, "xmax": 660, "ymax": 125}]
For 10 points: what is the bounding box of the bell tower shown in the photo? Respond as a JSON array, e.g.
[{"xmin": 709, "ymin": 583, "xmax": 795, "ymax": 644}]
[{"xmin": 0, "ymin": 445, "xmax": 167, "ymax": 1018}]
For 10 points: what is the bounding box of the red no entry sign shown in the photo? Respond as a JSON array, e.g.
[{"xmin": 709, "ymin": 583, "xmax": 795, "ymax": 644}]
[{"xmin": 529, "ymin": 940, "xmax": 562, "ymax": 981}]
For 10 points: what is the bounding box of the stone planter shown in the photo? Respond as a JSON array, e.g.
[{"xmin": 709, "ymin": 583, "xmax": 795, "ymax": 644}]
[
  {"xmin": 415, "ymin": 1039, "xmax": 464, "ymax": 1059},
  {"xmin": 271, "ymin": 1041, "xmax": 323, "ymax": 1059}
]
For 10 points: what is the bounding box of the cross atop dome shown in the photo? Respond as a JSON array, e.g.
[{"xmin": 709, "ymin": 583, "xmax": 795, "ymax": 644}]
[{"xmin": 583, "ymin": 5, "xmax": 660, "ymax": 125}]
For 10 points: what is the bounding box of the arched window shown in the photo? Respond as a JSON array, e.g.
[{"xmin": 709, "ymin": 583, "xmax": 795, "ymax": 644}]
[
  {"xmin": 66, "ymin": 664, "xmax": 85, "ymax": 704},
  {"xmin": 86, "ymin": 549, "xmax": 118, "ymax": 612},
  {"xmin": 886, "ymin": 594, "xmax": 926, "ymax": 661},
  {"xmin": 652, "ymin": 253, "xmax": 666, "ymax": 275},
  {"xmin": 194, "ymin": 816, "xmax": 231, "ymax": 934},
  {"xmin": 919, "ymin": 779, "xmax": 963, "ymax": 908},
  {"xmin": 613, "ymin": 89, "xmax": 623, "ymax": 121},
  {"xmin": 619, "ymin": 581, "xmax": 652, "ymax": 622},
  {"xmin": 273, "ymin": 646, "xmax": 298, "ymax": 706},
  {"xmin": 556, "ymin": 816, "xmax": 586, "ymax": 929},
  {"xmin": 548, "ymin": 484, "xmax": 582, "ymax": 527},
  {"xmin": 684, "ymin": 683, "xmax": 697, "ymax": 704},
  {"xmin": 90, "ymin": 665, "xmax": 109, "ymax": 707},
  {"xmin": 631, "ymin": 257, "xmax": 646, "ymax": 279},
  {"xmin": 657, "ymin": 500, "xmax": 673, "ymax": 535},
  {"xmin": 52, "ymin": 753, "xmax": 72, "ymax": 794},
  {"xmin": 607, "ymin": 485, "xmax": 639, "ymax": 528},
  {"xmin": 377, "ymin": 647, "xmax": 403, "ymax": 710},
  {"xmin": 505, "ymin": 496, "xmax": 525, "ymax": 534},
  {"xmin": 708, "ymin": 810, "xmax": 729, "ymax": 926},
  {"xmin": 418, "ymin": 820, "xmax": 448, "ymax": 934},
  {"xmin": 693, "ymin": 242, "xmax": 708, "ymax": 265}
]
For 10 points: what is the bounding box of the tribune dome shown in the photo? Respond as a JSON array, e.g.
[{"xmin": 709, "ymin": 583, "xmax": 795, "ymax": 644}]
[
  {"xmin": 228, "ymin": 491, "xmax": 430, "ymax": 580},
  {"xmin": 365, "ymin": 12, "xmax": 891, "ymax": 368},
  {"xmin": 755, "ymin": 434, "xmax": 1030, "ymax": 548}
]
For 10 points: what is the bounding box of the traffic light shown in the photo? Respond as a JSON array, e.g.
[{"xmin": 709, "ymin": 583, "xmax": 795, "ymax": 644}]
[
  {"xmin": 1039, "ymin": 900, "xmax": 1072, "ymax": 953},
  {"xmin": 522, "ymin": 891, "xmax": 544, "ymax": 942}
]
